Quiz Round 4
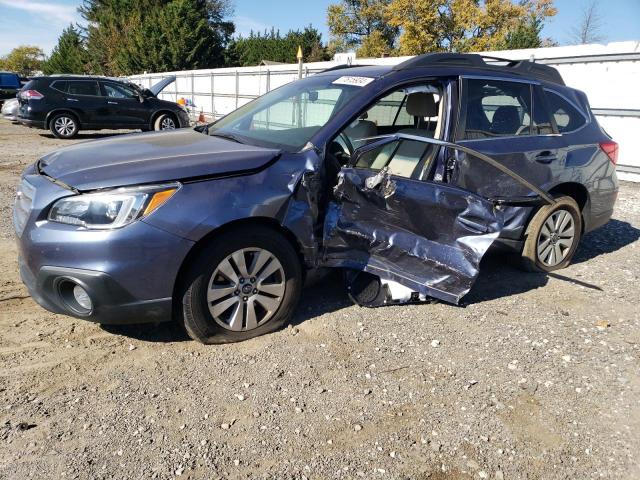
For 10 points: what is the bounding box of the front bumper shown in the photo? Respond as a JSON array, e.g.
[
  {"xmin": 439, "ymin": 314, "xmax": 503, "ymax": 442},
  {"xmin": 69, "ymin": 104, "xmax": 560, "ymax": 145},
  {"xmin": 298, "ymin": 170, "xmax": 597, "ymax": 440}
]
[
  {"xmin": 19, "ymin": 261, "xmax": 174, "ymax": 324},
  {"xmin": 15, "ymin": 171, "xmax": 195, "ymax": 324}
]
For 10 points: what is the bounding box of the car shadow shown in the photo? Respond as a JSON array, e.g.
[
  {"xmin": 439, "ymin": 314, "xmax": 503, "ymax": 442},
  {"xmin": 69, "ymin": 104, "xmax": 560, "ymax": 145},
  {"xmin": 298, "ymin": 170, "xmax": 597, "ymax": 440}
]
[
  {"xmin": 464, "ymin": 219, "xmax": 639, "ymax": 304},
  {"xmin": 99, "ymin": 219, "xmax": 638, "ymax": 342},
  {"xmin": 573, "ymin": 218, "xmax": 640, "ymax": 264},
  {"xmin": 100, "ymin": 320, "xmax": 191, "ymax": 343},
  {"xmin": 100, "ymin": 271, "xmax": 352, "ymax": 343}
]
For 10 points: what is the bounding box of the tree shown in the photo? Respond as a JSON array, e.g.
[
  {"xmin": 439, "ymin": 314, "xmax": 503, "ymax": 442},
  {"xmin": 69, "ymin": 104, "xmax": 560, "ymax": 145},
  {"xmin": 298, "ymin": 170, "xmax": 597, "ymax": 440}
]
[
  {"xmin": 227, "ymin": 26, "xmax": 329, "ymax": 67},
  {"xmin": 79, "ymin": 0, "xmax": 234, "ymax": 75},
  {"xmin": 327, "ymin": 0, "xmax": 398, "ymax": 55},
  {"xmin": 570, "ymin": 0, "xmax": 605, "ymax": 44},
  {"xmin": 386, "ymin": 0, "xmax": 557, "ymax": 55},
  {"xmin": 42, "ymin": 25, "xmax": 89, "ymax": 75},
  {"xmin": 501, "ymin": 15, "xmax": 543, "ymax": 49},
  {"xmin": 0, "ymin": 46, "xmax": 45, "ymax": 76}
]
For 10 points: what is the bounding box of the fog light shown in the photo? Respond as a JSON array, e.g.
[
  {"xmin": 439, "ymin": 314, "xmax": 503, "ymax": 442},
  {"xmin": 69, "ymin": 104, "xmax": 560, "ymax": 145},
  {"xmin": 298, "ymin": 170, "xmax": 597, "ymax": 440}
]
[{"xmin": 72, "ymin": 285, "xmax": 92, "ymax": 311}]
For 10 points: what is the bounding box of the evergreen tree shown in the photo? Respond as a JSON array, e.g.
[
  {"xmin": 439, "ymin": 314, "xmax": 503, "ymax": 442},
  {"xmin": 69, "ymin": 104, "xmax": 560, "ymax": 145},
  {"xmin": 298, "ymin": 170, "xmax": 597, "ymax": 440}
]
[
  {"xmin": 228, "ymin": 26, "xmax": 329, "ymax": 67},
  {"xmin": 79, "ymin": 0, "xmax": 234, "ymax": 75},
  {"xmin": 42, "ymin": 25, "xmax": 89, "ymax": 75},
  {"xmin": 501, "ymin": 16, "xmax": 544, "ymax": 50}
]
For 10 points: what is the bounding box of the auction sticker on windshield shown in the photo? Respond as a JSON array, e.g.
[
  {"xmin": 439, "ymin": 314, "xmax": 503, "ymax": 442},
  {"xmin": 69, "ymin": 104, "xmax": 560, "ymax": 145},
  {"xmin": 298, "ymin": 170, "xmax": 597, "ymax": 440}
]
[{"xmin": 332, "ymin": 76, "xmax": 375, "ymax": 87}]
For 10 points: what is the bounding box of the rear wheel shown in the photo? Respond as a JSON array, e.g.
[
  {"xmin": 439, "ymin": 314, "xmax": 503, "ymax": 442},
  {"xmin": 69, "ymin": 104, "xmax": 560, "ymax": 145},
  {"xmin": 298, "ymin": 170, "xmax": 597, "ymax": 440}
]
[
  {"xmin": 521, "ymin": 196, "xmax": 582, "ymax": 272},
  {"xmin": 180, "ymin": 227, "xmax": 303, "ymax": 344},
  {"xmin": 50, "ymin": 113, "xmax": 79, "ymax": 139}
]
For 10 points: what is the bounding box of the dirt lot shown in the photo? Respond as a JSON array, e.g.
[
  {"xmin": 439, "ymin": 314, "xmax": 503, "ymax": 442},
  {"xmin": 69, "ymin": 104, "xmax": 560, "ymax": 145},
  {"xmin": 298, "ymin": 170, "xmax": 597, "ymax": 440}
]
[{"xmin": 0, "ymin": 119, "xmax": 639, "ymax": 479}]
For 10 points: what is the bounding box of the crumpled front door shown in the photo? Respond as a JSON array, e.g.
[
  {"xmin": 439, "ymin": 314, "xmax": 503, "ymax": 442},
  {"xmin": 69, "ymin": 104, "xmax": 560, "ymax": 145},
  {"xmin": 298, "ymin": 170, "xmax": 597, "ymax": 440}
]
[{"xmin": 321, "ymin": 134, "xmax": 554, "ymax": 306}]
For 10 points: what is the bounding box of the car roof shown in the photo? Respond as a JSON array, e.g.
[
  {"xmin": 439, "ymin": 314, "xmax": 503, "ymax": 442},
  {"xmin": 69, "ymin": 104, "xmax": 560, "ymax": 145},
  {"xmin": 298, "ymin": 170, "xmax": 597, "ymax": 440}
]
[
  {"xmin": 35, "ymin": 75, "xmax": 126, "ymax": 82},
  {"xmin": 317, "ymin": 53, "xmax": 564, "ymax": 86}
]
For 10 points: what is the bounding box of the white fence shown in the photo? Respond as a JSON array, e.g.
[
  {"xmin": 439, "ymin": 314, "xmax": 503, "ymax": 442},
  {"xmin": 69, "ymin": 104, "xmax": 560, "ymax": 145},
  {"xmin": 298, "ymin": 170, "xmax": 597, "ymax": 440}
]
[{"xmin": 129, "ymin": 41, "xmax": 640, "ymax": 182}]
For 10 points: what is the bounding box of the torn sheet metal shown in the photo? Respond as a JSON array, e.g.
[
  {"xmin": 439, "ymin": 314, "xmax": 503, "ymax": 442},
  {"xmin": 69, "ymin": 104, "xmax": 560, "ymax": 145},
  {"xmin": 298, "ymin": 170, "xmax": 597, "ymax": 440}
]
[{"xmin": 322, "ymin": 167, "xmax": 504, "ymax": 305}]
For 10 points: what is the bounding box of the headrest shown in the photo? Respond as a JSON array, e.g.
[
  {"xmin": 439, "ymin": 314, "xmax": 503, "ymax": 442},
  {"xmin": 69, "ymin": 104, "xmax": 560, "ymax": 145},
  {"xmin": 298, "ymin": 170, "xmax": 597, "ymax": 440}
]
[
  {"xmin": 491, "ymin": 105, "xmax": 521, "ymax": 134},
  {"xmin": 406, "ymin": 92, "xmax": 439, "ymax": 118}
]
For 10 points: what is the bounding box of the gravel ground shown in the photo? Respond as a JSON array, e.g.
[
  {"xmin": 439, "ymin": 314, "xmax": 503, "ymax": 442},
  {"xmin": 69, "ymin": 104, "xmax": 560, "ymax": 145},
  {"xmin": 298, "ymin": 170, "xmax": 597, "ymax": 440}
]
[{"xmin": 0, "ymin": 120, "xmax": 639, "ymax": 479}]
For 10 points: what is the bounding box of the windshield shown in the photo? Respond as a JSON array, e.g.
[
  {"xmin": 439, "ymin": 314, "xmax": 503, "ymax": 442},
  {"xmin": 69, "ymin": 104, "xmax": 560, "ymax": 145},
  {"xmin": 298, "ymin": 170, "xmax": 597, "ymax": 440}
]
[{"xmin": 207, "ymin": 76, "xmax": 365, "ymax": 151}]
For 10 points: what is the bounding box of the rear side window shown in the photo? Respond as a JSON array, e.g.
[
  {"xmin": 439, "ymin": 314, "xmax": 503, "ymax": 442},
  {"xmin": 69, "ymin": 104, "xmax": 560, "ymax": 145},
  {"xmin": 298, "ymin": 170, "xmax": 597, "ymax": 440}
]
[
  {"xmin": 545, "ymin": 90, "xmax": 587, "ymax": 133},
  {"xmin": 65, "ymin": 81, "xmax": 100, "ymax": 96},
  {"xmin": 103, "ymin": 82, "xmax": 139, "ymax": 99},
  {"xmin": 462, "ymin": 79, "xmax": 532, "ymax": 139},
  {"xmin": 50, "ymin": 81, "xmax": 68, "ymax": 93}
]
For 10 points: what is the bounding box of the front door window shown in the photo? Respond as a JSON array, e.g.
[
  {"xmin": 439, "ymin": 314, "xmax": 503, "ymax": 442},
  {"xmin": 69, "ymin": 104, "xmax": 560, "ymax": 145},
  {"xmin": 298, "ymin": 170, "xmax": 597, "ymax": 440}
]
[{"xmin": 331, "ymin": 84, "xmax": 443, "ymax": 180}]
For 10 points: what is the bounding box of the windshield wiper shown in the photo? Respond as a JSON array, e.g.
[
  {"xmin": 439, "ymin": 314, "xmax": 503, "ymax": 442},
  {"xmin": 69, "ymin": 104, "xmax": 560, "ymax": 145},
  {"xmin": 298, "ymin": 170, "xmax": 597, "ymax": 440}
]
[{"xmin": 209, "ymin": 131, "xmax": 244, "ymax": 144}]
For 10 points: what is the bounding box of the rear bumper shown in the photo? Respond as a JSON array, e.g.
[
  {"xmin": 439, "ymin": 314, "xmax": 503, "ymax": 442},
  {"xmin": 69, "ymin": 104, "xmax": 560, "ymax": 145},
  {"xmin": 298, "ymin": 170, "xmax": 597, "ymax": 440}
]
[{"xmin": 18, "ymin": 117, "xmax": 45, "ymax": 129}]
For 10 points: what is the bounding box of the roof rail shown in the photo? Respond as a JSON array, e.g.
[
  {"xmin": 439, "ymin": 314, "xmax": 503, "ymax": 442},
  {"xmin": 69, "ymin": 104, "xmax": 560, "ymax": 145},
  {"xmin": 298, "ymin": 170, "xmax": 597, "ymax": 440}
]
[
  {"xmin": 393, "ymin": 53, "xmax": 565, "ymax": 85},
  {"xmin": 320, "ymin": 63, "xmax": 370, "ymax": 73}
]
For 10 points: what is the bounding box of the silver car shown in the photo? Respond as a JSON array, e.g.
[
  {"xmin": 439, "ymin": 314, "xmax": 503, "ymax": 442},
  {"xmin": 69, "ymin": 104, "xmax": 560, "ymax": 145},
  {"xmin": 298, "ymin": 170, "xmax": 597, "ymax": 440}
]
[{"xmin": 2, "ymin": 97, "xmax": 18, "ymax": 122}]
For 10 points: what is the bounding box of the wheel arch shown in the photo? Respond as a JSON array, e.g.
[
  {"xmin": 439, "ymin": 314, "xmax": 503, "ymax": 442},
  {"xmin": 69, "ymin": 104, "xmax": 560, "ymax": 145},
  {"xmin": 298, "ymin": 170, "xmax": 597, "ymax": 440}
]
[
  {"xmin": 172, "ymin": 217, "xmax": 307, "ymax": 305},
  {"xmin": 548, "ymin": 182, "xmax": 589, "ymax": 211},
  {"xmin": 45, "ymin": 109, "xmax": 81, "ymax": 129}
]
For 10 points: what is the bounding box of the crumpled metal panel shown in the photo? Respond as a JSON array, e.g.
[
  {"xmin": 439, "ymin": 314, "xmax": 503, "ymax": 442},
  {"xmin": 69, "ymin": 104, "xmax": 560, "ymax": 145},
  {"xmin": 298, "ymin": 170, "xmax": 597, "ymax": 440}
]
[{"xmin": 322, "ymin": 167, "xmax": 504, "ymax": 304}]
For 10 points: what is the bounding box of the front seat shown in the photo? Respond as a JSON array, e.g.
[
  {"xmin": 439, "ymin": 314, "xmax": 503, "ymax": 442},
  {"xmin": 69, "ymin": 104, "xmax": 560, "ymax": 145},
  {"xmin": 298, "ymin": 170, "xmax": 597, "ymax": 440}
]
[
  {"xmin": 399, "ymin": 92, "xmax": 439, "ymax": 138},
  {"xmin": 490, "ymin": 105, "xmax": 522, "ymax": 135}
]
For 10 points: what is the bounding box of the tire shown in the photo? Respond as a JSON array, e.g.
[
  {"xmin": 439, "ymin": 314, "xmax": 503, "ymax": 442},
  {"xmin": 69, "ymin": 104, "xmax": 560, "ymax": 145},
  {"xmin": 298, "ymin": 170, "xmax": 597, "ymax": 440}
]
[
  {"xmin": 49, "ymin": 113, "xmax": 79, "ymax": 139},
  {"xmin": 521, "ymin": 195, "xmax": 582, "ymax": 272},
  {"xmin": 180, "ymin": 226, "xmax": 303, "ymax": 344},
  {"xmin": 153, "ymin": 113, "xmax": 177, "ymax": 131}
]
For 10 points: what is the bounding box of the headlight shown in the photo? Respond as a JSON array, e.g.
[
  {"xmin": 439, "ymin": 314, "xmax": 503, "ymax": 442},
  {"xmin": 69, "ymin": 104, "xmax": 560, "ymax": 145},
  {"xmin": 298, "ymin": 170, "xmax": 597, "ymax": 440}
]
[{"xmin": 48, "ymin": 183, "xmax": 180, "ymax": 229}]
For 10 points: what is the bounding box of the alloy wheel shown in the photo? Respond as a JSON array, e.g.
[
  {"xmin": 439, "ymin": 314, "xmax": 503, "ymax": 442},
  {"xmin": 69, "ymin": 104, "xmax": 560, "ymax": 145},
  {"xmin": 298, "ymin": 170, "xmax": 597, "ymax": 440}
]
[
  {"xmin": 536, "ymin": 209, "xmax": 575, "ymax": 267},
  {"xmin": 54, "ymin": 117, "xmax": 76, "ymax": 136},
  {"xmin": 207, "ymin": 248, "xmax": 286, "ymax": 331},
  {"xmin": 160, "ymin": 117, "xmax": 176, "ymax": 130}
]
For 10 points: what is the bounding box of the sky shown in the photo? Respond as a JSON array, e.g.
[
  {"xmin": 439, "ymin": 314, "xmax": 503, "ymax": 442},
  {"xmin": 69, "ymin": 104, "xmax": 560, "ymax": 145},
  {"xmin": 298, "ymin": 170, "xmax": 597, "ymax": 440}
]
[{"xmin": 1, "ymin": 0, "xmax": 639, "ymax": 57}]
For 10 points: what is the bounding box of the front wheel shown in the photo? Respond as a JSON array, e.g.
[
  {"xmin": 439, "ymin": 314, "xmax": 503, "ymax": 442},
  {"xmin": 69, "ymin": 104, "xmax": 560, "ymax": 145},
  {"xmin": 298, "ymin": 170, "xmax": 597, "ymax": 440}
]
[
  {"xmin": 521, "ymin": 196, "xmax": 582, "ymax": 272},
  {"xmin": 180, "ymin": 227, "xmax": 303, "ymax": 344},
  {"xmin": 50, "ymin": 113, "xmax": 79, "ymax": 139}
]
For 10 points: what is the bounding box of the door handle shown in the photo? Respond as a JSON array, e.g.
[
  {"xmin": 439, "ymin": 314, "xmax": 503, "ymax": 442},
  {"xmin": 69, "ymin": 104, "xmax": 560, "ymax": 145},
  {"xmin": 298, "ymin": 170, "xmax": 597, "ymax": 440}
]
[
  {"xmin": 66, "ymin": 98, "xmax": 78, "ymax": 102},
  {"xmin": 535, "ymin": 151, "xmax": 556, "ymax": 164},
  {"xmin": 107, "ymin": 101, "xmax": 118, "ymax": 105}
]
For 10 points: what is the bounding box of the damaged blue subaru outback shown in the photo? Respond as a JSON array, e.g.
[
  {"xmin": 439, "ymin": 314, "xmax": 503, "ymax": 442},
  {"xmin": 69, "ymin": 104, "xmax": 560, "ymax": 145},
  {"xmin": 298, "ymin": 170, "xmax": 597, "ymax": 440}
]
[{"xmin": 14, "ymin": 53, "xmax": 618, "ymax": 343}]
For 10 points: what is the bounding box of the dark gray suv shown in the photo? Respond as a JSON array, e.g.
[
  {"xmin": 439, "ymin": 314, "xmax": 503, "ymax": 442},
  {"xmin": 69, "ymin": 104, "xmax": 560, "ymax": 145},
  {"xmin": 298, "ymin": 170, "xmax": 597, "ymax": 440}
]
[{"xmin": 14, "ymin": 53, "xmax": 618, "ymax": 343}]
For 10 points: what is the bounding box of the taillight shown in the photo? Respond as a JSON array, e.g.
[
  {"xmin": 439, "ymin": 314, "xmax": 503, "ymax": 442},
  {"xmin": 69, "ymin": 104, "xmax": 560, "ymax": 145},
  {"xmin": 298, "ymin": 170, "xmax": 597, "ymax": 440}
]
[
  {"xmin": 20, "ymin": 89, "xmax": 44, "ymax": 100},
  {"xmin": 600, "ymin": 141, "xmax": 618, "ymax": 165}
]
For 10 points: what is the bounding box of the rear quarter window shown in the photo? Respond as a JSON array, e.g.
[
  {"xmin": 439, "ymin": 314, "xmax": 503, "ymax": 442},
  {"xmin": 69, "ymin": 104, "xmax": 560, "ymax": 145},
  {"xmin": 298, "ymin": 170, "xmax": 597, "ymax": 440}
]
[{"xmin": 545, "ymin": 90, "xmax": 587, "ymax": 133}]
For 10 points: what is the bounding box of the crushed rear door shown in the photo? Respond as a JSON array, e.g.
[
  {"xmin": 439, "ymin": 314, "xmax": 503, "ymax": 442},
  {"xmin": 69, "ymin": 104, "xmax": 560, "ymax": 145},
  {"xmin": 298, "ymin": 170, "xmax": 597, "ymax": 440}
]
[{"xmin": 322, "ymin": 134, "xmax": 554, "ymax": 305}]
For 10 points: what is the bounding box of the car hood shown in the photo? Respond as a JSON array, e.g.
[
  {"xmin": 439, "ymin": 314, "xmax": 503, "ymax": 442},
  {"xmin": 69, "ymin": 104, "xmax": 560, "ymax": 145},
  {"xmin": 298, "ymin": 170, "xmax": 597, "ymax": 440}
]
[
  {"xmin": 38, "ymin": 129, "xmax": 282, "ymax": 191},
  {"xmin": 148, "ymin": 75, "xmax": 176, "ymax": 96}
]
